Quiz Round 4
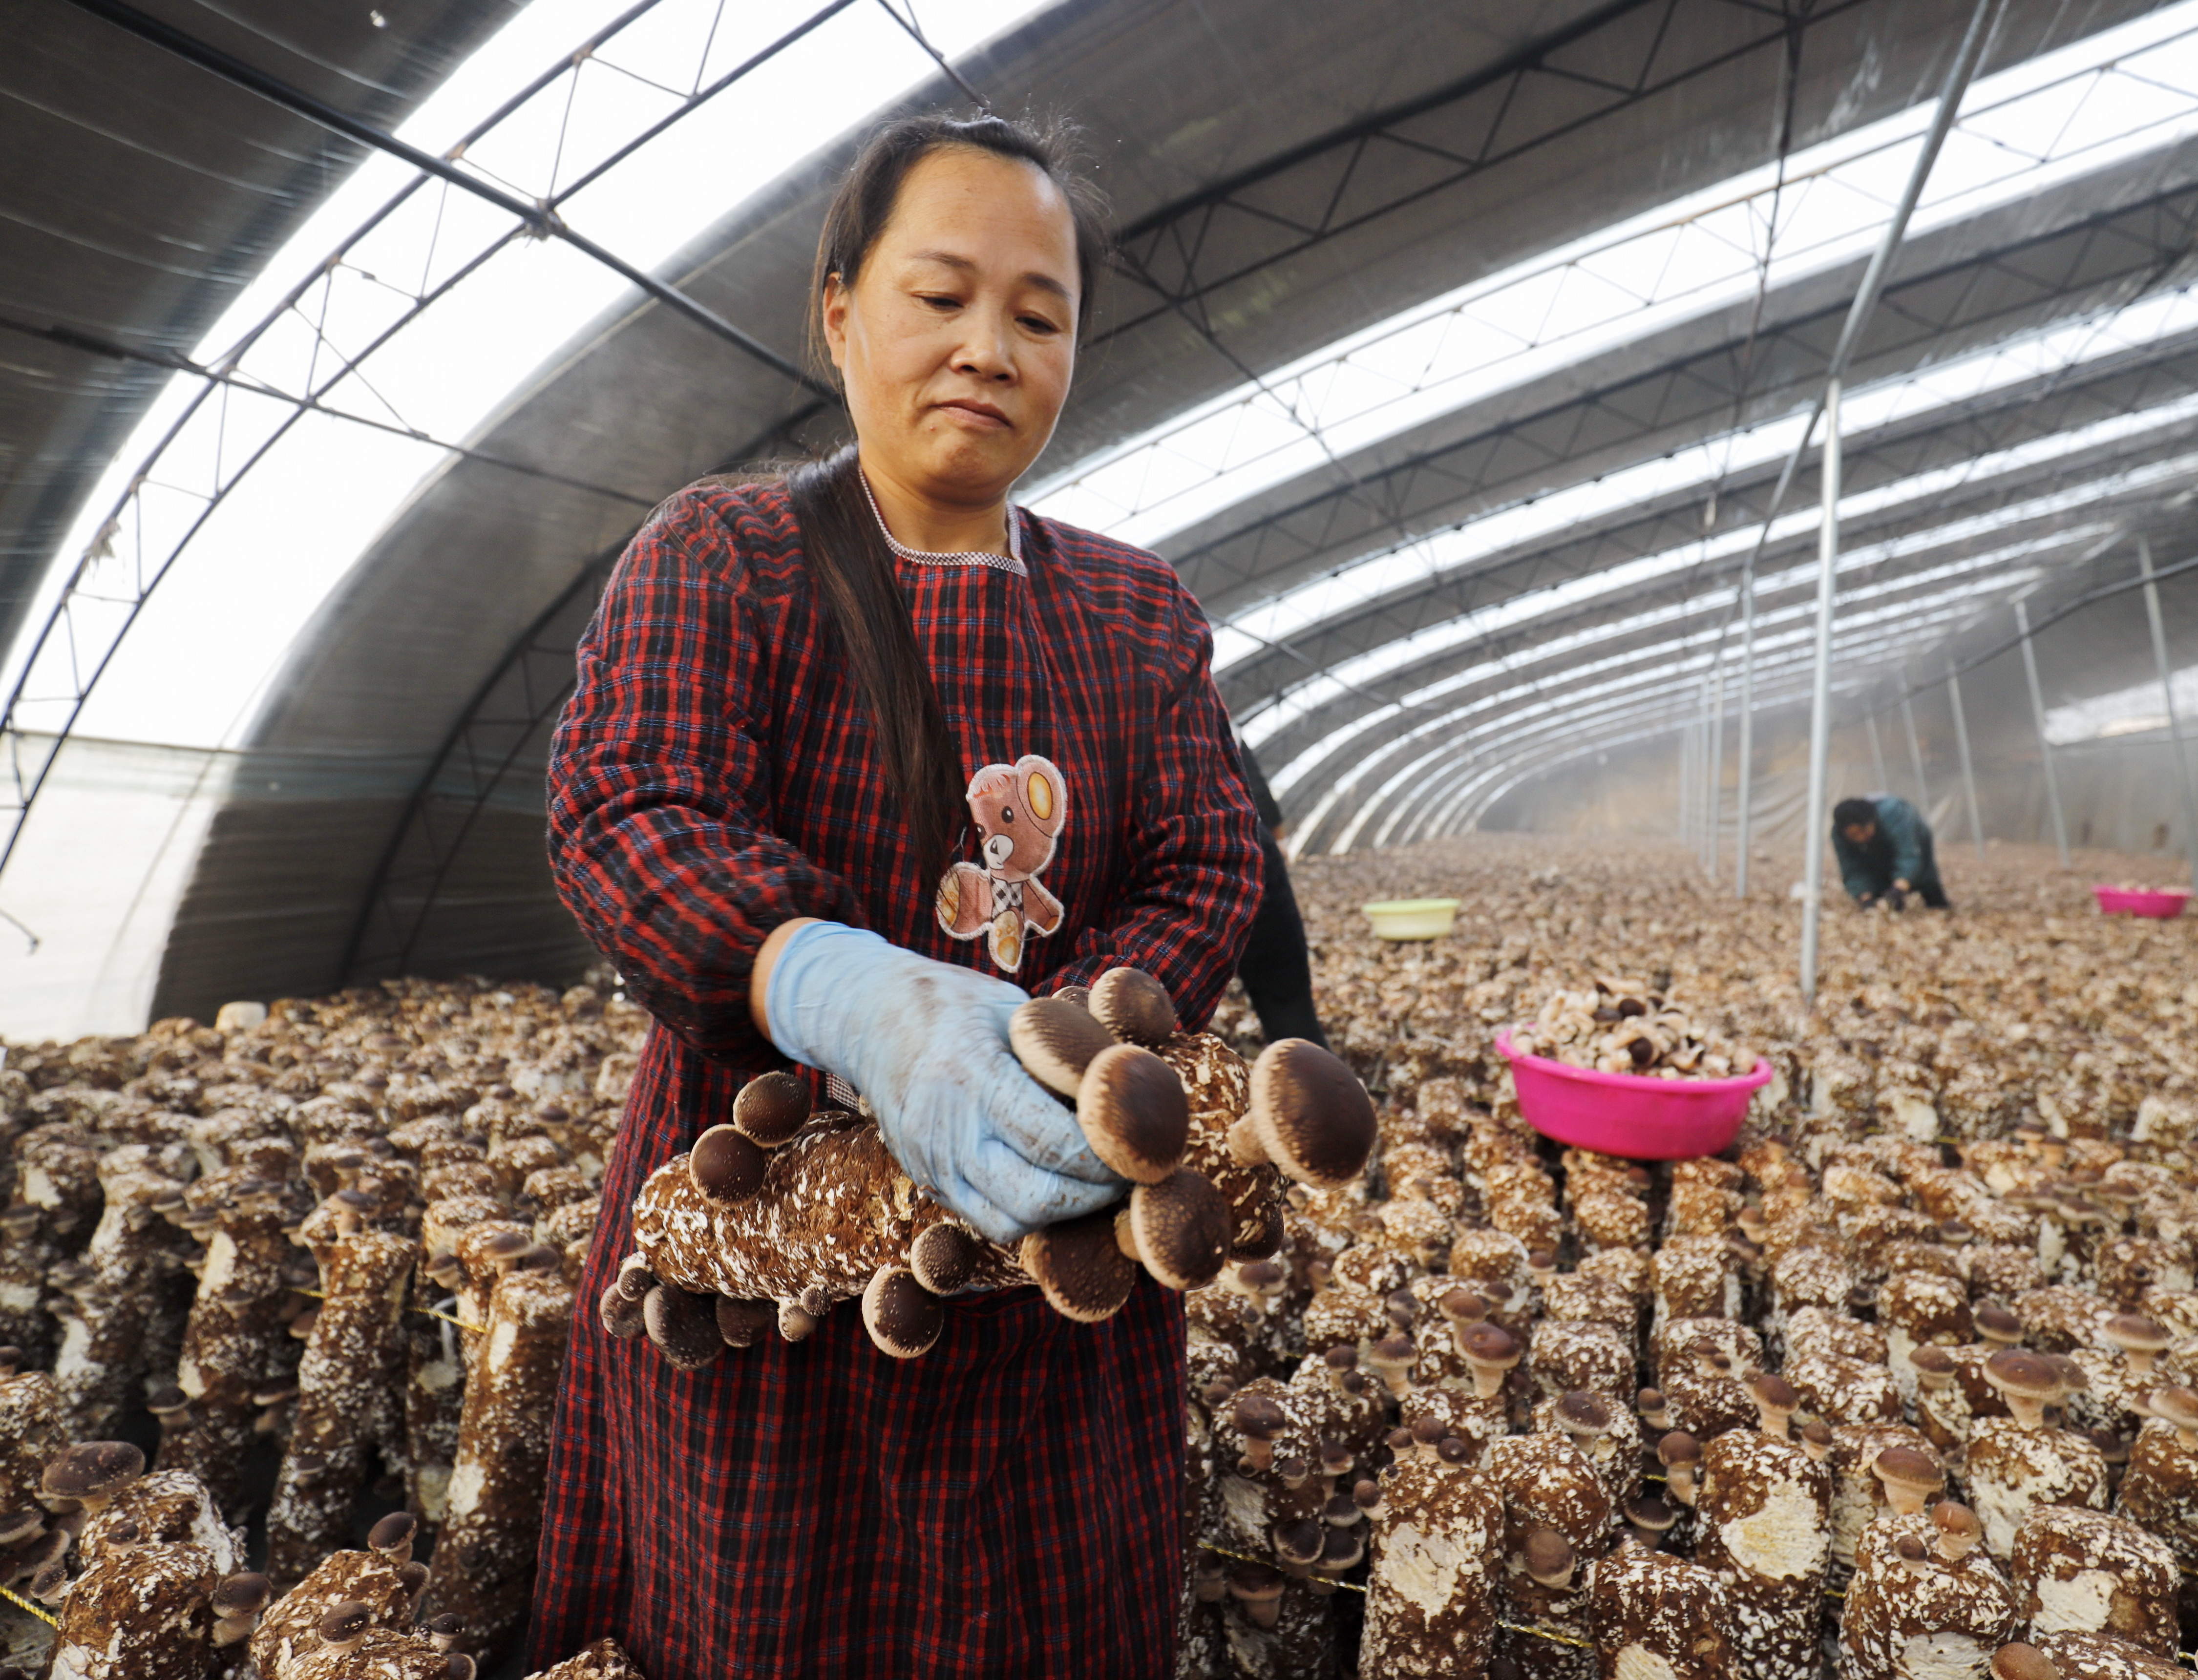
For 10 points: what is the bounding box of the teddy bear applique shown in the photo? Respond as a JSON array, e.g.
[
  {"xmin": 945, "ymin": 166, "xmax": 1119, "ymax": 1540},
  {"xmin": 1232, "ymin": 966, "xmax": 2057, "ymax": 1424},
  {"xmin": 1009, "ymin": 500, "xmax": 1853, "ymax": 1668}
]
[{"xmin": 935, "ymin": 754, "xmax": 1066, "ymax": 973}]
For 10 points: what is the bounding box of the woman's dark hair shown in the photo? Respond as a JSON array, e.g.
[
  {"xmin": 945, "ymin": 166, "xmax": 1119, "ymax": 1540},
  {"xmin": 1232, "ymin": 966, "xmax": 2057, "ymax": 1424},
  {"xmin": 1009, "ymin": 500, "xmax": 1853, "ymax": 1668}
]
[{"xmin": 786, "ymin": 113, "xmax": 1111, "ymax": 882}]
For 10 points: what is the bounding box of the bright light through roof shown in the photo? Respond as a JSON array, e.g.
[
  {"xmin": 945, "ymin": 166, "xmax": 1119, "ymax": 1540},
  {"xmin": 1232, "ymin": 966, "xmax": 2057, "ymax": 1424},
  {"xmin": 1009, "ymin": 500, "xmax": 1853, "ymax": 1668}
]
[
  {"xmin": 1309, "ymin": 579, "xmax": 2006, "ymax": 853},
  {"xmin": 1223, "ymin": 285, "xmax": 2198, "ymax": 691},
  {"xmin": 2046, "ymin": 663, "xmax": 2198, "ymax": 743},
  {"xmin": 14, "ymin": 0, "xmax": 1061, "ymax": 750},
  {"xmin": 1377, "ymin": 612, "xmax": 1965, "ymax": 850},
  {"xmin": 1247, "ymin": 378, "xmax": 2198, "ymax": 775},
  {"xmin": 1276, "ymin": 528, "xmax": 2075, "ymax": 819},
  {"xmin": 1025, "ymin": 0, "xmax": 2198, "ymax": 552}
]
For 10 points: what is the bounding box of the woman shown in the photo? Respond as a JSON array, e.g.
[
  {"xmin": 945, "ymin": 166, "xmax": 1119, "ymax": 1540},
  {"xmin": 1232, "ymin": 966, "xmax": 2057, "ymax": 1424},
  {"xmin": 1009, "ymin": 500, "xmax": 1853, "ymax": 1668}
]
[{"xmin": 528, "ymin": 112, "xmax": 1263, "ymax": 1677}]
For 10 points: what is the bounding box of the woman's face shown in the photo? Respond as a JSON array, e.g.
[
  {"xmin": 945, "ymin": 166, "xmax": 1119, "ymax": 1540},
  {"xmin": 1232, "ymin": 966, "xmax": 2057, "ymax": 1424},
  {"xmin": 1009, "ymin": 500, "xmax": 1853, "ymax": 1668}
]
[{"xmin": 824, "ymin": 146, "xmax": 1079, "ymax": 505}]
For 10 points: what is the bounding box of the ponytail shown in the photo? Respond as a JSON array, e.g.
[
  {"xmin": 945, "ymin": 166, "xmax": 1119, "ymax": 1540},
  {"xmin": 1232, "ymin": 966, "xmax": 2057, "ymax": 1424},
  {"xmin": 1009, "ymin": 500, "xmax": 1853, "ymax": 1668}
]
[{"xmin": 786, "ymin": 446, "xmax": 965, "ymax": 882}]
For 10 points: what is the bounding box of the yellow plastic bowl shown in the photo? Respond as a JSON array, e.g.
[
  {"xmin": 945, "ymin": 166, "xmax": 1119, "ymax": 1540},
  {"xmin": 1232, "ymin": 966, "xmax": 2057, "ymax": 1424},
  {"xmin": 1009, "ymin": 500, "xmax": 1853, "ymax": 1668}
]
[{"xmin": 1361, "ymin": 898, "xmax": 1460, "ymax": 941}]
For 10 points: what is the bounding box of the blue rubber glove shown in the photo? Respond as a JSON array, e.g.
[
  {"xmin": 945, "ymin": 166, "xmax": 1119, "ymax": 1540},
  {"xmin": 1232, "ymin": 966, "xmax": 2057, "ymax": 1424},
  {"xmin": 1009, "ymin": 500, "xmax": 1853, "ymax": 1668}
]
[{"xmin": 763, "ymin": 921, "xmax": 1123, "ymax": 1244}]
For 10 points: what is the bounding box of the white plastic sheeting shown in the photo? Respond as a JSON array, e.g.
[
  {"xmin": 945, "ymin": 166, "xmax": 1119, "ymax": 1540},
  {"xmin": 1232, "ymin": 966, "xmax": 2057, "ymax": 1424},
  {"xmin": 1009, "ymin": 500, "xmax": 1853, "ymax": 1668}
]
[{"xmin": 0, "ymin": 0, "xmax": 1056, "ymax": 1034}]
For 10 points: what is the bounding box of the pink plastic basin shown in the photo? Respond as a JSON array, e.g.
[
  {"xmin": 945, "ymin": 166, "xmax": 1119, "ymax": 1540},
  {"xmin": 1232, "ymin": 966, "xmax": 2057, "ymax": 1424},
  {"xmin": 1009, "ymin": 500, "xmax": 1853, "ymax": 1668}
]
[
  {"xmin": 1496, "ymin": 1029, "xmax": 1773, "ymax": 1161},
  {"xmin": 2093, "ymin": 884, "xmax": 2191, "ymax": 919}
]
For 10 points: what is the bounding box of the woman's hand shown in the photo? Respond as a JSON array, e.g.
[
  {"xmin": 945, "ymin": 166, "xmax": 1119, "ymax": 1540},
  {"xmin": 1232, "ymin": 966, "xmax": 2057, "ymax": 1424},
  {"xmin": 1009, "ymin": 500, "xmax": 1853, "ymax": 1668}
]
[{"xmin": 759, "ymin": 921, "xmax": 1123, "ymax": 1244}]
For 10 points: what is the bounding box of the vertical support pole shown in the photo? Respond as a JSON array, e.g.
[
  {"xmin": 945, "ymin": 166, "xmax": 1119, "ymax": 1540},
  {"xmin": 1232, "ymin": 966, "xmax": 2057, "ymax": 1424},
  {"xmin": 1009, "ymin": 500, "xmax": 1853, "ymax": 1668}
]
[
  {"xmin": 1798, "ymin": 377, "xmax": 1843, "ymax": 1010},
  {"xmin": 2014, "ymin": 599, "xmax": 2070, "ymax": 867},
  {"xmin": 1902, "ymin": 687, "xmax": 1931, "ymax": 812},
  {"xmin": 1865, "ymin": 710, "xmax": 1888, "ymax": 791},
  {"xmin": 1735, "ymin": 559, "xmax": 1756, "ymax": 898},
  {"xmin": 1706, "ymin": 664, "xmax": 1726, "ymax": 878},
  {"xmin": 2140, "ymin": 537, "xmax": 2198, "ymax": 885},
  {"xmin": 1947, "ymin": 656, "xmax": 1986, "ymax": 862},
  {"xmin": 1678, "ymin": 719, "xmax": 1693, "ymax": 843}
]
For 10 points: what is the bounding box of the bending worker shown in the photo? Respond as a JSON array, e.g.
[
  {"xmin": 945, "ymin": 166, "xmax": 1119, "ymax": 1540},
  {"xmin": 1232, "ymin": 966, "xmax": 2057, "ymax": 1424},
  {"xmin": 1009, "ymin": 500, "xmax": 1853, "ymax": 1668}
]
[{"xmin": 1833, "ymin": 793, "xmax": 1950, "ymax": 910}]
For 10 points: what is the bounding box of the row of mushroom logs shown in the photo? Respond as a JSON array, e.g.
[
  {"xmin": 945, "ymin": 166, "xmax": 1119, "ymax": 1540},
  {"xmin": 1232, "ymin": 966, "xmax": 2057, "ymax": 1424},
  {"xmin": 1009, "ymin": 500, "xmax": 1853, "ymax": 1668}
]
[
  {"xmin": 1169, "ymin": 1116, "xmax": 2198, "ymax": 1680},
  {"xmin": 608, "ymin": 968, "xmax": 1380, "ymax": 1366},
  {"xmin": 0, "ymin": 1375, "xmax": 649, "ymax": 1680},
  {"xmin": 1258, "ymin": 1365, "xmax": 2198, "ymax": 1680}
]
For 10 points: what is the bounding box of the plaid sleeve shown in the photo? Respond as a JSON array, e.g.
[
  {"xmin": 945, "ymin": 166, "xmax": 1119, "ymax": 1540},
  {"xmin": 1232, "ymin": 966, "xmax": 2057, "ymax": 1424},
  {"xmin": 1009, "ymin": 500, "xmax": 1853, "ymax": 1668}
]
[
  {"xmin": 1054, "ymin": 576, "xmax": 1263, "ymax": 1029},
  {"xmin": 546, "ymin": 491, "xmax": 861, "ymax": 1063}
]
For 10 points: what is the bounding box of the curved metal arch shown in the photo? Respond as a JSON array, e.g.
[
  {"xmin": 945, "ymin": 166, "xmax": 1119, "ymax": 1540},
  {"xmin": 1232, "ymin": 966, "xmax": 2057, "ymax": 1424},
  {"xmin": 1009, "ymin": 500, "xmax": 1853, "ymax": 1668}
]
[
  {"xmin": 1257, "ymin": 382, "xmax": 2198, "ymax": 838},
  {"xmin": 337, "ymin": 542, "xmax": 621, "ymax": 986},
  {"xmin": 1378, "ymin": 534, "xmax": 2198, "ymax": 846},
  {"xmin": 0, "ymin": 0, "xmax": 849, "ymax": 901},
  {"xmin": 1298, "ymin": 538, "xmax": 2102, "ymax": 854},
  {"xmin": 1380, "ymin": 633, "xmax": 1902, "ymax": 849},
  {"xmin": 1239, "ymin": 286, "xmax": 2198, "ymax": 849},
  {"xmin": 1095, "ymin": 0, "xmax": 1847, "ymax": 349},
  {"xmin": 1207, "ymin": 163, "xmax": 2198, "ymax": 740}
]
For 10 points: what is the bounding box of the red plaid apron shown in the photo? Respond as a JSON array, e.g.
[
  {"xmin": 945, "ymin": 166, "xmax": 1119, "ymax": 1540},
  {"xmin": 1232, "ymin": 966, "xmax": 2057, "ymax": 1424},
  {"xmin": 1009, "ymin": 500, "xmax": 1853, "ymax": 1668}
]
[{"xmin": 528, "ymin": 480, "xmax": 1261, "ymax": 1676}]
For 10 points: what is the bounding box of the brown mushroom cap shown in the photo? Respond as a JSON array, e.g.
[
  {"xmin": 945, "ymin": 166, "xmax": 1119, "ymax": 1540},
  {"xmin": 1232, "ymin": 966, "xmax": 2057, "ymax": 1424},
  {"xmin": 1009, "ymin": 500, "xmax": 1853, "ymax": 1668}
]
[
  {"xmin": 1247, "ymin": 1039, "xmax": 1377, "ymax": 1188},
  {"xmin": 1990, "ymin": 1644, "xmax": 2059, "ymax": 1680},
  {"xmin": 1984, "ymin": 1349, "xmax": 2060, "ymax": 1403},
  {"xmin": 367, "ymin": 1512, "xmax": 416, "ymax": 1556},
  {"xmin": 1874, "ymin": 1445, "xmax": 1945, "ymax": 1496},
  {"xmin": 1123, "ymin": 1169, "xmax": 1230, "ymax": 1290},
  {"xmin": 2104, "ymin": 1314, "xmax": 2171, "ymax": 1357},
  {"xmin": 0, "ymin": 1509, "xmax": 41, "ymax": 1546},
  {"xmin": 1909, "ymin": 1345, "xmax": 1956, "ymax": 1378},
  {"xmin": 1009, "ymin": 997, "xmax": 1120, "ymax": 1098},
  {"xmin": 1894, "ymin": 1534, "xmax": 1929, "ymax": 1564},
  {"xmin": 690, "ymin": 1125, "xmax": 768, "ymax": 1204},
  {"xmin": 1021, "ymin": 1210, "xmax": 1139, "ymax": 1322},
  {"xmin": 1461, "ymin": 1322, "xmax": 1520, "ymax": 1370},
  {"xmin": 2046, "ymin": 1353, "xmax": 2089, "ymax": 1394},
  {"xmin": 1748, "ymin": 1372, "xmax": 1798, "ymax": 1411},
  {"xmin": 41, "ymin": 1441, "xmax": 143, "ymax": 1505},
  {"xmin": 642, "ymin": 1285, "xmax": 726, "ymax": 1372},
  {"xmin": 1088, "ymin": 967, "xmax": 1179, "ymax": 1045},
  {"xmin": 211, "ymin": 1572, "xmax": 271, "ymax": 1616},
  {"xmin": 1657, "ymin": 1431, "xmax": 1702, "ymax": 1469},
  {"xmin": 731, "ymin": 1070, "xmax": 809, "ymax": 1148},
  {"xmin": 317, "ymin": 1601, "xmax": 373, "ymax": 1644},
  {"xmin": 1076, "ymin": 1045, "xmax": 1190, "ymax": 1184},
  {"xmin": 1554, "ymin": 1391, "xmax": 1614, "ymax": 1435},
  {"xmin": 909, "ymin": 1221, "xmax": 983, "ymax": 1296},
  {"xmin": 146, "ymin": 1385, "xmax": 189, "ymax": 1421},
  {"xmin": 861, "ymin": 1265, "xmax": 945, "ymax": 1359},
  {"xmin": 1523, "ymin": 1528, "xmax": 1574, "ymax": 1586},
  {"xmin": 1273, "ymin": 1516, "xmax": 1325, "ymax": 1566},
  {"xmin": 1052, "ymin": 985, "xmax": 1092, "ymax": 1011},
  {"xmin": 1637, "ymin": 1386, "xmax": 1667, "ymax": 1415},
  {"xmin": 1233, "ymin": 1391, "xmax": 1288, "ymax": 1443},
  {"xmin": 2147, "ymin": 1385, "xmax": 2198, "ymax": 1430},
  {"xmin": 1931, "ymin": 1500, "xmax": 1982, "ymax": 1542},
  {"xmin": 1975, "ymin": 1303, "xmax": 2024, "ymax": 1342},
  {"xmin": 714, "ymin": 1296, "xmax": 775, "ymax": 1348},
  {"xmin": 1438, "ymin": 1288, "xmax": 1485, "ymax": 1325},
  {"xmin": 1802, "ymin": 1420, "xmax": 1833, "ymax": 1449},
  {"xmin": 1623, "ymin": 1494, "xmax": 1677, "ymax": 1533}
]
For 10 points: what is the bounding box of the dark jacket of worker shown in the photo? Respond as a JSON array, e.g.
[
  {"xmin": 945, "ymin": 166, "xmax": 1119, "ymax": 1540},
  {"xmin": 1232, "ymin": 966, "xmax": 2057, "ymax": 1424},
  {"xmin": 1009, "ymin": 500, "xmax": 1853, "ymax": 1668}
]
[{"xmin": 1832, "ymin": 793, "xmax": 1948, "ymax": 907}]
